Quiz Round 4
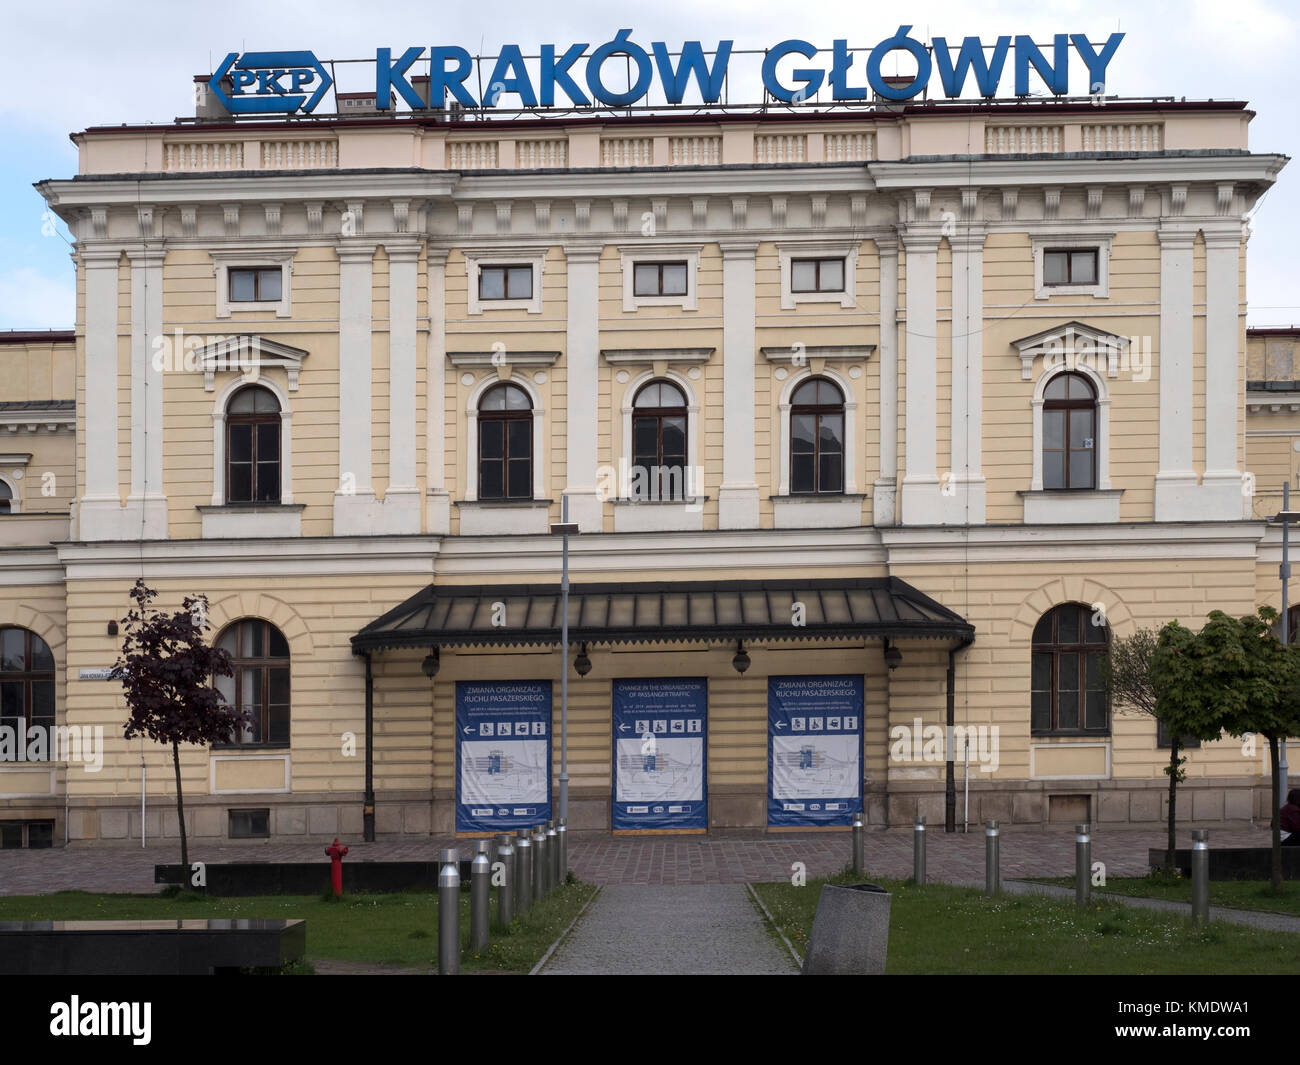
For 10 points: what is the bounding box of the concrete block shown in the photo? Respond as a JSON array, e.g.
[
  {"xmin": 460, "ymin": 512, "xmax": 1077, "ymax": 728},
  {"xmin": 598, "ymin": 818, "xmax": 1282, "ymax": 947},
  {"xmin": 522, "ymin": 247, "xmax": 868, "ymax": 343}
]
[
  {"xmin": 916, "ymin": 793, "xmax": 946, "ymax": 825},
  {"xmin": 277, "ymin": 806, "xmax": 307, "ymax": 835},
  {"xmin": 1012, "ymin": 792, "xmax": 1043, "ymax": 824},
  {"xmin": 710, "ymin": 796, "xmax": 763, "ymax": 828},
  {"xmin": 339, "ymin": 805, "xmax": 364, "ymax": 837},
  {"xmin": 308, "ymin": 805, "xmax": 339, "ymax": 837},
  {"xmin": 1224, "ymin": 789, "xmax": 1253, "ymax": 821},
  {"xmin": 802, "ymin": 884, "xmax": 892, "ymax": 975},
  {"xmin": 1192, "ymin": 789, "xmax": 1225, "ymax": 822},
  {"xmin": 979, "ymin": 793, "xmax": 1012, "ymax": 824},
  {"xmin": 193, "ymin": 806, "xmax": 222, "ymax": 838},
  {"xmin": 403, "ymin": 804, "xmax": 431, "ymax": 835},
  {"xmin": 1129, "ymin": 789, "xmax": 1161, "ymax": 823},
  {"xmin": 568, "ymin": 798, "xmax": 608, "ymax": 831},
  {"xmin": 99, "ymin": 808, "xmax": 128, "ymax": 840},
  {"xmin": 375, "ymin": 803, "xmax": 404, "ymax": 835},
  {"xmin": 1097, "ymin": 790, "xmax": 1129, "ymax": 823},
  {"xmin": 864, "ymin": 794, "xmax": 888, "ymax": 827}
]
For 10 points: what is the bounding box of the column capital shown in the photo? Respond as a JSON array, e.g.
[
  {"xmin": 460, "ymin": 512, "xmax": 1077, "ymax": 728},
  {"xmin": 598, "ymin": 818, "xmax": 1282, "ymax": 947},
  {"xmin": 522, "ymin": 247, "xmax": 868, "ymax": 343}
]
[
  {"xmin": 336, "ymin": 242, "xmax": 379, "ymax": 264},
  {"xmin": 718, "ymin": 239, "xmax": 760, "ymax": 260},
  {"xmin": 899, "ymin": 228, "xmax": 943, "ymax": 254},
  {"xmin": 1156, "ymin": 225, "xmax": 1197, "ymax": 249},
  {"xmin": 383, "ymin": 240, "xmax": 424, "ymax": 263},
  {"xmin": 562, "ymin": 243, "xmax": 603, "ymax": 265}
]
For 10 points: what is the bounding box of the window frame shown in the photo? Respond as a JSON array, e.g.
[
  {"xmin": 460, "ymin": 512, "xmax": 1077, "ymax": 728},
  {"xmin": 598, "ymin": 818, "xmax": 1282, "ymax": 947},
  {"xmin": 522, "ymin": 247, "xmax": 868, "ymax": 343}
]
[
  {"xmin": 0, "ymin": 626, "xmax": 55, "ymax": 763},
  {"xmin": 619, "ymin": 246, "xmax": 701, "ymax": 312},
  {"xmin": 1031, "ymin": 235, "xmax": 1111, "ymax": 300},
  {"xmin": 228, "ymin": 266, "xmax": 285, "ymax": 304},
  {"xmin": 478, "ymin": 263, "xmax": 535, "ymax": 302},
  {"xmin": 464, "ymin": 251, "xmax": 546, "ymax": 315},
  {"xmin": 789, "ymin": 256, "xmax": 847, "ymax": 294},
  {"xmin": 477, "ymin": 383, "xmax": 535, "ymax": 502},
  {"xmin": 1042, "ymin": 248, "xmax": 1099, "ymax": 288},
  {"xmin": 632, "ymin": 261, "xmax": 690, "ymax": 299},
  {"xmin": 1030, "ymin": 603, "xmax": 1111, "ymax": 737},
  {"xmin": 224, "ymin": 386, "xmax": 282, "ymax": 506},
  {"xmin": 777, "ymin": 242, "xmax": 858, "ymax": 310},
  {"xmin": 212, "ymin": 250, "xmax": 295, "ymax": 319},
  {"xmin": 1041, "ymin": 372, "xmax": 1098, "ymax": 492},
  {"xmin": 789, "ymin": 377, "xmax": 846, "ymax": 496},
  {"xmin": 213, "ymin": 619, "xmax": 290, "ymax": 749},
  {"xmin": 630, "ymin": 380, "xmax": 689, "ymax": 502}
]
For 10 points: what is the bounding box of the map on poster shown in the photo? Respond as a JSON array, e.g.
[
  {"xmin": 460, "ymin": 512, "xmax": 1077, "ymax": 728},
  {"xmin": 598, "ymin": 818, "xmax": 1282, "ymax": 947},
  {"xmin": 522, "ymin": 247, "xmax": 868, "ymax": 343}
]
[
  {"xmin": 768, "ymin": 674, "xmax": 863, "ymax": 827},
  {"xmin": 612, "ymin": 677, "xmax": 706, "ymax": 831},
  {"xmin": 456, "ymin": 680, "xmax": 551, "ymax": 832}
]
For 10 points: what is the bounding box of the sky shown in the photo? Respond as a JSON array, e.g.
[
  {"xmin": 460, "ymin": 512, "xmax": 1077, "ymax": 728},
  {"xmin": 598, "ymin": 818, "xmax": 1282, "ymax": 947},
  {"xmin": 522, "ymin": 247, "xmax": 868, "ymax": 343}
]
[{"xmin": 0, "ymin": 0, "xmax": 1295, "ymax": 329}]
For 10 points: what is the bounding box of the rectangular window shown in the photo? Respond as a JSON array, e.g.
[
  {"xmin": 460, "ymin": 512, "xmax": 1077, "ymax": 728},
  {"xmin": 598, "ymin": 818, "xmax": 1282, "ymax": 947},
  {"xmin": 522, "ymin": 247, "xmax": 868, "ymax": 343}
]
[
  {"xmin": 1043, "ymin": 249, "xmax": 1099, "ymax": 286},
  {"xmin": 229, "ymin": 267, "xmax": 283, "ymax": 303},
  {"xmin": 1156, "ymin": 720, "xmax": 1203, "ymax": 749},
  {"xmin": 633, "ymin": 261, "xmax": 688, "ymax": 297},
  {"xmin": 0, "ymin": 820, "xmax": 54, "ymax": 849},
  {"xmin": 791, "ymin": 257, "xmax": 846, "ymax": 293},
  {"xmin": 479, "ymin": 265, "xmax": 533, "ymax": 301},
  {"xmin": 229, "ymin": 808, "xmax": 271, "ymax": 839}
]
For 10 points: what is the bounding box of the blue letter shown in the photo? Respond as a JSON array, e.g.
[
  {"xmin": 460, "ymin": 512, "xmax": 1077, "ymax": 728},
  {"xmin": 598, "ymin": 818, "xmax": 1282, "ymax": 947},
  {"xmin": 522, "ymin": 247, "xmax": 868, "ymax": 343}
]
[
  {"xmin": 761, "ymin": 40, "xmax": 824, "ymax": 103},
  {"xmin": 1071, "ymin": 32, "xmax": 1124, "ymax": 93},
  {"xmin": 484, "ymin": 44, "xmax": 538, "ymax": 107},
  {"xmin": 652, "ymin": 40, "xmax": 732, "ymax": 104},
  {"xmin": 1014, "ymin": 34, "xmax": 1069, "ymax": 96},
  {"xmin": 430, "ymin": 47, "xmax": 477, "ymax": 108},
  {"xmin": 540, "ymin": 43, "xmax": 590, "ymax": 106},
  {"xmin": 866, "ymin": 26, "xmax": 932, "ymax": 101},
  {"xmin": 376, "ymin": 47, "xmax": 425, "ymax": 110},
  {"xmin": 586, "ymin": 29, "xmax": 653, "ymax": 107},
  {"xmin": 829, "ymin": 40, "xmax": 866, "ymax": 100},
  {"xmin": 932, "ymin": 36, "xmax": 1010, "ymax": 98}
]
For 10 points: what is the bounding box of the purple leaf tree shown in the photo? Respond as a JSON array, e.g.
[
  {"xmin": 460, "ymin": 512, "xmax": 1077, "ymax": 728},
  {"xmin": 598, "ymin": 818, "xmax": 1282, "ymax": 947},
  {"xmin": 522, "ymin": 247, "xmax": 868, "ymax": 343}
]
[{"xmin": 111, "ymin": 579, "xmax": 249, "ymax": 874}]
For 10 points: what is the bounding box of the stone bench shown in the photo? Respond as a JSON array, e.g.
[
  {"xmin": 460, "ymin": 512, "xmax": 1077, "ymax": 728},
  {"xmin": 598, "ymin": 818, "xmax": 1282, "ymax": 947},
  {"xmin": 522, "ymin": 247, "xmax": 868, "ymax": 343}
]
[
  {"xmin": 0, "ymin": 918, "xmax": 306, "ymax": 975},
  {"xmin": 1148, "ymin": 847, "xmax": 1300, "ymax": 880}
]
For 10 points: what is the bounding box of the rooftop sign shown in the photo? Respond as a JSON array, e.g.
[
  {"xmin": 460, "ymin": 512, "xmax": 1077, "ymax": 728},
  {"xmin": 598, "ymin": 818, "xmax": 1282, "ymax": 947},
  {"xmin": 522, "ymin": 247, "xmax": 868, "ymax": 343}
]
[{"xmin": 209, "ymin": 28, "xmax": 1124, "ymax": 116}]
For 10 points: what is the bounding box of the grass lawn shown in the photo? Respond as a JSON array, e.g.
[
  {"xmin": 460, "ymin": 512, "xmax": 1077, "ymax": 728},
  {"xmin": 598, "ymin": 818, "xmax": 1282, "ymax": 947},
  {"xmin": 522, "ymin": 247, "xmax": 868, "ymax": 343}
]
[
  {"xmin": 752, "ymin": 869, "xmax": 1300, "ymax": 974},
  {"xmin": 0, "ymin": 880, "xmax": 597, "ymax": 973},
  {"xmin": 1033, "ymin": 872, "xmax": 1300, "ymax": 917}
]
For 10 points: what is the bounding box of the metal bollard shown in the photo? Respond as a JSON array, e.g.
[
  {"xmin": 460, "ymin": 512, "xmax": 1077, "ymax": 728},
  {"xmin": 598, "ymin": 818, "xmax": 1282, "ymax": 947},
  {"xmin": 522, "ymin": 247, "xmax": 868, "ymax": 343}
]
[
  {"xmin": 984, "ymin": 820, "xmax": 1000, "ymax": 897},
  {"xmin": 470, "ymin": 840, "xmax": 491, "ymax": 952},
  {"xmin": 913, "ymin": 815, "xmax": 927, "ymax": 885},
  {"xmin": 1075, "ymin": 823, "xmax": 1091, "ymax": 909},
  {"xmin": 851, "ymin": 813, "xmax": 864, "ymax": 875},
  {"xmin": 557, "ymin": 817, "xmax": 568, "ymax": 884},
  {"xmin": 547, "ymin": 820, "xmax": 559, "ymax": 891},
  {"xmin": 1191, "ymin": 828, "xmax": 1210, "ymax": 925},
  {"xmin": 515, "ymin": 829, "xmax": 532, "ymax": 916},
  {"xmin": 533, "ymin": 824, "xmax": 547, "ymax": 902},
  {"xmin": 437, "ymin": 847, "xmax": 460, "ymax": 975},
  {"xmin": 495, "ymin": 833, "xmax": 514, "ymax": 929}
]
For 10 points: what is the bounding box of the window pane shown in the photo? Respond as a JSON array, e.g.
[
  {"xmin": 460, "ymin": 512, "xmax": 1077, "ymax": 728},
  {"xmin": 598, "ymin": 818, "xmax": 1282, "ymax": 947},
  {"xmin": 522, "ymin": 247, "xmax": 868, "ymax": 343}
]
[
  {"xmin": 269, "ymin": 667, "xmax": 290, "ymax": 707},
  {"xmin": 819, "ymin": 453, "xmax": 842, "ymax": 493},
  {"xmin": 229, "ymin": 464, "xmax": 252, "ymax": 502},
  {"xmin": 819, "ymin": 413, "xmax": 843, "ymax": 453},
  {"xmin": 480, "ymin": 421, "xmax": 504, "ymax": 459},
  {"xmin": 27, "ymin": 823, "xmax": 52, "ymax": 849},
  {"xmin": 634, "ymin": 263, "xmax": 658, "ymax": 296},
  {"xmin": 1068, "ymin": 449, "xmax": 1095, "ymax": 490},
  {"xmin": 791, "ymin": 260, "xmax": 817, "ymax": 292},
  {"xmin": 1044, "ymin": 375, "xmax": 1069, "ymax": 401},
  {"xmin": 507, "ymin": 267, "xmax": 533, "ymax": 299},
  {"xmin": 31, "ymin": 681, "xmax": 53, "ymax": 719},
  {"xmin": 504, "ymin": 386, "xmax": 531, "ymax": 411},
  {"xmin": 1057, "ymin": 608, "xmax": 1080, "ymax": 645},
  {"xmin": 0, "ymin": 681, "xmax": 20, "ymax": 717},
  {"xmin": 246, "ymin": 623, "xmax": 264, "ymax": 658},
  {"xmin": 633, "ymin": 417, "xmax": 659, "ymax": 466},
  {"xmin": 1031, "ymin": 689, "xmax": 1051, "ymax": 732},
  {"xmin": 257, "ymin": 269, "xmax": 282, "ymax": 301},
  {"xmin": 1043, "ymin": 451, "xmax": 1065, "ymax": 490},
  {"xmin": 819, "ymin": 259, "xmax": 844, "ymax": 291},
  {"xmin": 268, "ymin": 705, "xmax": 290, "ymax": 745},
  {"xmin": 662, "ymin": 264, "xmax": 687, "ymax": 296},
  {"xmin": 268, "ymin": 627, "xmax": 289, "ymax": 658},
  {"xmin": 507, "ymin": 418, "xmax": 531, "ymax": 457},
  {"xmin": 479, "ymin": 268, "xmax": 504, "ymax": 300},
  {"xmin": 1044, "ymin": 252, "xmax": 1067, "ymax": 284},
  {"xmin": 1031, "ymin": 652, "xmax": 1051, "ymax": 693},
  {"xmin": 1072, "ymin": 251, "xmax": 1097, "ymax": 284},
  {"xmin": 1069, "ymin": 410, "xmax": 1094, "ymax": 450},
  {"xmin": 1085, "ymin": 614, "xmax": 1108, "ymax": 645},
  {"xmin": 791, "ymin": 454, "xmax": 815, "ymax": 494},
  {"xmin": 1043, "ymin": 410, "xmax": 1064, "ymax": 451},
  {"xmin": 228, "ymin": 424, "xmax": 252, "ymax": 463},
  {"xmin": 256, "ymin": 461, "xmax": 279, "ymax": 502},
  {"xmin": 791, "ymin": 414, "xmax": 816, "ymax": 453},
  {"xmin": 230, "ymin": 270, "xmax": 256, "ymax": 301},
  {"xmin": 480, "ymin": 460, "xmax": 504, "ymax": 499},
  {"xmin": 30, "ymin": 637, "xmax": 53, "ymax": 672},
  {"xmin": 256, "ymin": 422, "xmax": 280, "ymax": 460},
  {"xmin": 0, "ymin": 630, "xmax": 23, "ymax": 672},
  {"xmin": 1085, "ymin": 653, "xmax": 1107, "ymax": 729},
  {"xmin": 507, "ymin": 458, "xmax": 531, "ymax": 499},
  {"xmin": 661, "ymin": 417, "xmax": 685, "ymax": 458}
]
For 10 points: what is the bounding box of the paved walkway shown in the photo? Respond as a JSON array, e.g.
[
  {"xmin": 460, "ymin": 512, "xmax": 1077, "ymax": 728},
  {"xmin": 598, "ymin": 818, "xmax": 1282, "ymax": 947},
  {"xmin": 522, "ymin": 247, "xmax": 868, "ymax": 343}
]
[
  {"xmin": 0, "ymin": 825, "xmax": 1277, "ymax": 896},
  {"xmin": 538, "ymin": 885, "xmax": 795, "ymax": 975}
]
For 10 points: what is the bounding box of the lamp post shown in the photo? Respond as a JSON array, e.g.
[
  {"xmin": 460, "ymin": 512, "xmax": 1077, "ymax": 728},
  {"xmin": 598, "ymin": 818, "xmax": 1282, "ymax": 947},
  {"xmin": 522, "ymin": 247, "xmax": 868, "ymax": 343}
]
[
  {"xmin": 1269, "ymin": 482, "xmax": 1299, "ymax": 792},
  {"xmin": 550, "ymin": 501, "xmax": 581, "ymax": 833}
]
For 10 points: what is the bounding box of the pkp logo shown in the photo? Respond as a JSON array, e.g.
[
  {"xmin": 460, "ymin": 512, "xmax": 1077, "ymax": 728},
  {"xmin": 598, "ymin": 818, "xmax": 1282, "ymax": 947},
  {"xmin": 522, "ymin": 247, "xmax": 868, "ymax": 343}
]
[{"xmin": 209, "ymin": 51, "xmax": 333, "ymax": 114}]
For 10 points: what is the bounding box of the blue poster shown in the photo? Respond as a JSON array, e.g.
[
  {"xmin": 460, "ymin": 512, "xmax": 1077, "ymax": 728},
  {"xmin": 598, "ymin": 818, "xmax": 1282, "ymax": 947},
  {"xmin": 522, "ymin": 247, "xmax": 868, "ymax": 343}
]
[
  {"xmin": 456, "ymin": 680, "xmax": 551, "ymax": 833},
  {"xmin": 612, "ymin": 678, "xmax": 707, "ymax": 831},
  {"xmin": 768, "ymin": 675, "xmax": 863, "ymax": 827}
]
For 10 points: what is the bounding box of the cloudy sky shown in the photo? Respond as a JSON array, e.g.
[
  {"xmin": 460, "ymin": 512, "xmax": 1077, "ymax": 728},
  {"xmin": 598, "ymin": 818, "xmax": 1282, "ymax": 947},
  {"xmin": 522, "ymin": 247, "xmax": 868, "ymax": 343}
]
[{"xmin": 0, "ymin": 0, "xmax": 1295, "ymax": 328}]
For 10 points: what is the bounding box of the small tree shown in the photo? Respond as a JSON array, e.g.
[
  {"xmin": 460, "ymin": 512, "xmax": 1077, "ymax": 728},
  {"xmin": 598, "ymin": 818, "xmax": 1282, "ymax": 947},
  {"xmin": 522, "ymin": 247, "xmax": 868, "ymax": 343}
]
[
  {"xmin": 1103, "ymin": 627, "xmax": 1221, "ymax": 872},
  {"xmin": 112, "ymin": 579, "xmax": 247, "ymax": 874},
  {"xmin": 1152, "ymin": 608, "xmax": 1300, "ymax": 893}
]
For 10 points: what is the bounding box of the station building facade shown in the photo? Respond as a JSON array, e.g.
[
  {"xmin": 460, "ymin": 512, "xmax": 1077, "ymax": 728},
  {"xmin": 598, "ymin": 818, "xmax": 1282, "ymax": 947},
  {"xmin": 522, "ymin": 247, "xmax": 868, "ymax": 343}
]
[{"xmin": 1, "ymin": 91, "xmax": 1294, "ymax": 845}]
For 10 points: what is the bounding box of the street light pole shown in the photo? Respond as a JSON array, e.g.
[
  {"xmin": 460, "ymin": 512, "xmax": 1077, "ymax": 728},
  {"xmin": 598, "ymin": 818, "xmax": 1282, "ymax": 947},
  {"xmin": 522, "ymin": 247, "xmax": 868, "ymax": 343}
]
[
  {"xmin": 559, "ymin": 495, "xmax": 570, "ymax": 827},
  {"xmin": 1281, "ymin": 482, "xmax": 1291, "ymax": 791}
]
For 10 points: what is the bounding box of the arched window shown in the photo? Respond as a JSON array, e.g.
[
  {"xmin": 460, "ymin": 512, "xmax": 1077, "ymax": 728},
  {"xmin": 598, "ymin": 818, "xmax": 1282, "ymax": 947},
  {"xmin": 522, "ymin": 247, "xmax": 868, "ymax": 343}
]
[
  {"xmin": 632, "ymin": 380, "xmax": 687, "ymax": 501},
  {"xmin": 478, "ymin": 383, "xmax": 533, "ymax": 501},
  {"xmin": 226, "ymin": 385, "xmax": 281, "ymax": 504},
  {"xmin": 0, "ymin": 482, "xmax": 11, "ymax": 515},
  {"xmin": 215, "ymin": 619, "xmax": 290, "ymax": 746},
  {"xmin": 1031, "ymin": 604, "xmax": 1110, "ymax": 735},
  {"xmin": 1043, "ymin": 373, "xmax": 1096, "ymax": 490},
  {"xmin": 0, "ymin": 627, "xmax": 54, "ymax": 761},
  {"xmin": 790, "ymin": 377, "xmax": 844, "ymax": 494}
]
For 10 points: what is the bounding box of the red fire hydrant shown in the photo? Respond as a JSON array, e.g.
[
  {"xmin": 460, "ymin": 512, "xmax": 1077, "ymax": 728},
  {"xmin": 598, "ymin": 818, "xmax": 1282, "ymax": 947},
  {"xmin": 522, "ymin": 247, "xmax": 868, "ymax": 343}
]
[{"xmin": 325, "ymin": 838, "xmax": 349, "ymax": 897}]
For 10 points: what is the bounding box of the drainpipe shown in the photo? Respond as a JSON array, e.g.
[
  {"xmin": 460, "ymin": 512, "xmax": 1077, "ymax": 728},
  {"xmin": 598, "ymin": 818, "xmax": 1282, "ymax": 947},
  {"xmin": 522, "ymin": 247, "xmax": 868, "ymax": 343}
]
[
  {"xmin": 945, "ymin": 635, "xmax": 974, "ymax": 833},
  {"xmin": 363, "ymin": 651, "xmax": 375, "ymax": 842}
]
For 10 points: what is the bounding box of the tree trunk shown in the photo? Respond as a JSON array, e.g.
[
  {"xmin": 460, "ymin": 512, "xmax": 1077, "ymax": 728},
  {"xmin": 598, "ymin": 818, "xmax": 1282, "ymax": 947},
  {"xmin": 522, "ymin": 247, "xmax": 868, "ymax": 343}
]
[
  {"xmin": 1166, "ymin": 740, "xmax": 1180, "ymax": 872},
  {"xmin": 172, "ymin": 739, "xmax": 189, "ymax": 878},
  {"xmin": 1269, "ymin": 734, "xmax": 1283, "ymax": 894}
]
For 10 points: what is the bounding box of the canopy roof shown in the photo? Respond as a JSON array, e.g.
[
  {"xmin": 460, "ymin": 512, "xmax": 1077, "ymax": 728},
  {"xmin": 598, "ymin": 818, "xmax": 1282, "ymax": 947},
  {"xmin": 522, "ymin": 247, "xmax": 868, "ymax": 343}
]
[{"xmin": 351, "ymin": 576, "xmax": 974, "ymax": 653}]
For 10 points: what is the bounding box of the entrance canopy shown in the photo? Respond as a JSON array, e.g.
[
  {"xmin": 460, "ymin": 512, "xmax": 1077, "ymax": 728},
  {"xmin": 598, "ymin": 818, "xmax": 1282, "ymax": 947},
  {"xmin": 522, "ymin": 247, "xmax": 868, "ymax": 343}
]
[{"xmin": 351, "ymin": 577, "xmax": 974, "ymax": 653}]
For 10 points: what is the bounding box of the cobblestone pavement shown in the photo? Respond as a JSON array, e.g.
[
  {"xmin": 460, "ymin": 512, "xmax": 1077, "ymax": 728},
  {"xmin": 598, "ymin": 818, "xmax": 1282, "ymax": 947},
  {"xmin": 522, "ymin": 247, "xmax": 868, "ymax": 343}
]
[
  {"xmin": 0, "ymin": 825, "xmax": 1277, "ymax": 897},
  {"xmin": 539, "ymin": 885, "xmax": 796, "ymax": 975}
]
